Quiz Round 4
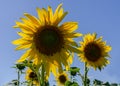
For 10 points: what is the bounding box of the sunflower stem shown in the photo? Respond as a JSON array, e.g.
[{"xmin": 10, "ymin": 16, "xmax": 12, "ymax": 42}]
[
  {"xmin": 30, "ymin": 81, "xmax": 33, "ymax": 86},
  {"xmin": 78, "ymin": 72, "xmax": 84, "ymax": 83},
  {"xmin": 35, "ymin": 68, "xmax": 41, "ymax": 86},
  {"xmin": 41, "ymin": 63, "xmax": 45, "ymax": 86},
  {"xmin": 83, "ymin": 62, "xmax": 89, "ymax": 86},
  {"xmin": 17, "ymin": 70, "xmax": 20, "ymax": 86}
]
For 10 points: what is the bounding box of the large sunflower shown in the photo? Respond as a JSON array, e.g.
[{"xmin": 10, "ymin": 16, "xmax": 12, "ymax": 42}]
[
  {"xmin": 78, "ymin": 33, "xmax": 111, "ymax": 70},
  {"xmin": 12, "ymin": 4, "xmax": 82, "ymax": 79},
  {"xmin": 56, "ymin": 72, "xmax": 69, "ymax": 86}
]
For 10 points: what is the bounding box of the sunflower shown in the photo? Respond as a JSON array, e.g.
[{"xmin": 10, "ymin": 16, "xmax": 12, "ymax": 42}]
[
  {"xmin": 25, "ymin": 68, "xmax": 39, "ymax": 85},
  {"xmin": 78, "ymin": 33, "xmax": 111, "ymax": 70},
  {"xmin": 12, "ymin": 4, "xmax": 82, "ymax": 79},
  {"xmin": 56, "ymin": 72, "xmax": 69, "ymax": 86}
]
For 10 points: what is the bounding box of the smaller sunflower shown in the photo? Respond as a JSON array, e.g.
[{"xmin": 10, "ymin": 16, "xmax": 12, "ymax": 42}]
[
  {"xmin": 78, "ymin": 33, "xmax": 112, "ymax": 70},
  {"xmin": 56, "ymin": 72, "xmax": 69, "ymax": 86},
  {"xmin": 25, "ymin": 68, "xmax": 39, "ymax": 85}
]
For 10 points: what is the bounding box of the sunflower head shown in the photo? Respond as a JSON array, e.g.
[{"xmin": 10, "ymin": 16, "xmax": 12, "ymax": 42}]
[
  {"xmin": 78, "ymin": 33, "xmax": 112, "ymax": 70},
  {"xmin": 34, "ymin": 25, "xmax": 64, "ymax": 56},
  {"xmin": 25, "ymin": 68, "xmax": 38, "ymax": 85},
  {"xmin": 56, "ymin": 72, "xmax": 69, "ymax": 85},
  {"xmin": 12, "ymin": 3, "xmax": 82, "ymax": 79}
]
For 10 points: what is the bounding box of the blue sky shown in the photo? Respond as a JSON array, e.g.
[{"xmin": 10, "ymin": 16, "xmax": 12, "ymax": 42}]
[{"xmin": 0, "ymin": 0, "xmax": 120, "ymax": 85}]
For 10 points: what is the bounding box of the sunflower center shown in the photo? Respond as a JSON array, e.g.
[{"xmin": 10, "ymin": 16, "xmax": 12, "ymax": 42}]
[
  {"xmin": 29, "ymin": 72, "xmax": 37, "ymax": 79},
  {"xmin": 84, "ymin": 42, "xmax": 102, "ymax": 62},
  {"xmin": 40, "ymin": 29, "xmax": 59, "ymax": 48},
  {"xmin": 59, "ymin": 74, "xmax": 67, "ymax": 84},
  {"xmin": 34, "ymin": 25, "xmax": 64, "ymax": 56}
]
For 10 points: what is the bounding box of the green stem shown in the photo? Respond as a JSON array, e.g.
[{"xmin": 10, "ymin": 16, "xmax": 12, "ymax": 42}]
[
  {"xmin": 17, "ymin": 70, "xmax": 20, "ymax": 86},
  {"xmin": 36, "ymin": 63, "xmax": 45, "ymax": 86},
  {"xmin": 36, "ymin": 70, "xmax": 41, "ymax": 86},
  {"xmin": 41, "ymin": 63, "xmax": 45, "ymax": 86},
  {"xmin": 30, "ymin": 81, "xmax": 33, "ymax": 86},
  {"xmin": 78, "ymin": 72, "xmax": 84, "ymax": 83},
  {"xmin": 84, "ymin": 63, "xmax": 88, "ymax": 86}
]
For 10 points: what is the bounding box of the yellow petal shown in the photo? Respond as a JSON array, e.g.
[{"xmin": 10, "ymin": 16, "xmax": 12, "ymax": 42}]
[
  {"xmin": 20, "ymin": 18, "xmax": 37, "ymax": 32},
  {"xmin": 59, "ymin": 22, "xmax": 78, "ymax": 32},
  {"xmin": 65, "ymin": 45, "xmax": 81, "ymax": 53},
  {"xmin": 96, "ymin": 36, "xmax": 103, "ymax": 43},
  {"xmin": 64, "ymin": 33, "xmax": 82, "ymax": 38},
  {"xmin": 60, "ymin": 51, "xmax": 69, "ymax": 69},
  {"xmin": 65, "ymin": 39, "xmax": 78, "ymax": 47},
  {"xmin": 17, "ymin": 32, "xmax": 32, "ymax": 38},
  {"xmin": 53, "ymin": 3, "xmax": 63, "ymax": 20},
  {"xmin": 15, "ymin": 43, "xmax": 32, "ymax": 50},
  {"xmin": 54, "ymin": 11, "xmax": 68, "ymax": 26},
  {"xmin": 24, "ymin": 13, "xmax": 40, "ymax": 27},
  {"xmin": 15, "ymin": 21, "xmax": 35, "ymax": 33},
  {"xmin": 68, "ymin": 55, "xmax": 73, "ymax": 64},
  {"xmin": 42, "ymin": 8, "xmax": 50, "ymax": 24},
  {"xmin": 51, "ymin": 64, "xmax": 57, "ymax": 76},
  {"xmin": 12, "ymin": 38, "xmax": 31, "ymax": 45},
  {"xmin": 53, "ymin": 4, "xmax": 66, "ymax": 25},
  {"xmin": 27, "ymin": 49, "xmax": 36, "ymax": 61},
  {"xmin": 54, "ymin": 3, "xmax": 63, "ymax": 15},
  {"xmin": 105, "ymin": 45, "xmax": 112, "ymax": 52},
  {"xmin": 36, "ymin": 8, "xmax": 46, "ymax": 25},
  {"xmin": 53, "ymin": 6, "xmax": 68, "ymax": 25},
  {"xmin": 17, "ymin": 49, "xmax": 31, "ymax": 62},
  {"xmin": 48, "ymin": 6, "xmax": 53, "ymax": 24}
]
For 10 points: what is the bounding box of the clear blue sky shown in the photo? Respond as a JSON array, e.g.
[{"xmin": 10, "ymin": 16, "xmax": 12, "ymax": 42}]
[{"xmin": 0, "ymin": 0, "xmax": 120, "ymax": 85}]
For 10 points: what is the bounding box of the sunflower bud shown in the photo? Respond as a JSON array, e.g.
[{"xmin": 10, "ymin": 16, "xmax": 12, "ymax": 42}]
[{"xmin": 69, "ymin": 67, "xmax": 80, "ymax": 76}]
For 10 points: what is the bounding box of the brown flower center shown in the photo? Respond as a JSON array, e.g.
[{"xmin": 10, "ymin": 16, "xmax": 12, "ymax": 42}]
[
  {"xmin": 84, "ymin": 42, "xmax": 102, "ymax": 62},
  {"xmin": 34, "ymin": 25, "xmax": 64, "ymax": 56},
  {"xmin": 59, "ymin": 74, "xmax": 67, "ymax": 84},
  {"xmin": 29, "ymin": 72, "xmax": 37, "ymax": 79}
]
